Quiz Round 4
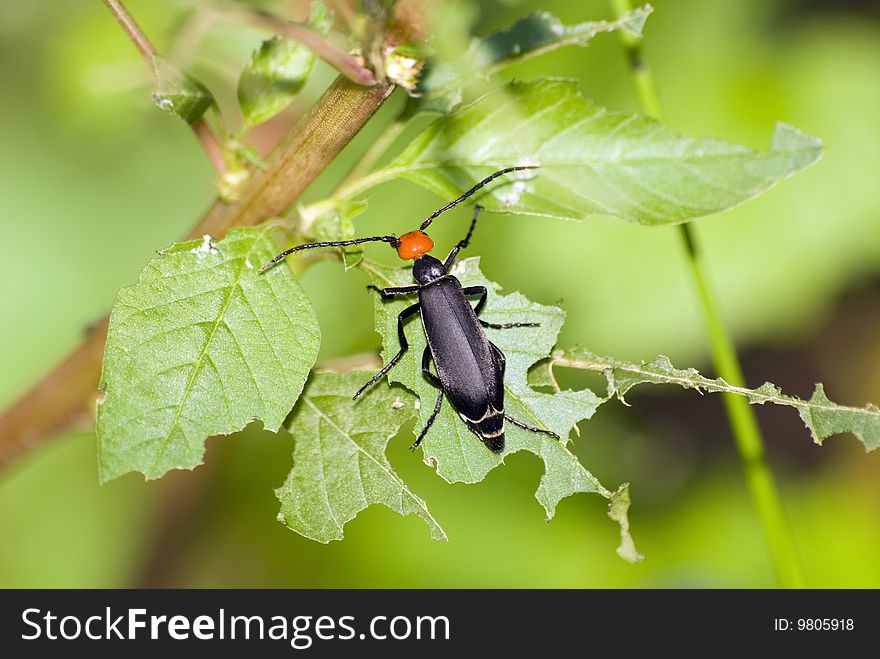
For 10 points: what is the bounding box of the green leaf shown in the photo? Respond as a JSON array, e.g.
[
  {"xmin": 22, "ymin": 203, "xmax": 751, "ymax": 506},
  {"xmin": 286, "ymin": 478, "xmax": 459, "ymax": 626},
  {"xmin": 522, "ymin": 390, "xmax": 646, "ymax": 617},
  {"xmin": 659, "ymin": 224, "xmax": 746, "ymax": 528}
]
[
  {"xmin": 357, "ymin": 79, "xmax": 822, "ymax": 226},
  {"xmin": 97, "ymin": 227, "xmax": 321, "ymax": 482},
  {"xmin": 412, "ymin": 5, "xmax": 653, "ymax": 114},
  {"xmin": 361, "ymin": 257, "xmax": 640, "ymax": 560},
  {"xmin": 237, "ymin": 1, "xmax": 334, "ymax": 128},
  {"xmin": 298, "ymin": 198, "xmax": 369, "ymax": 270},
  {"xmin": 795, "ymin": 385, "xmax": 880, "ymax": 450},
  {"xmin": 277, "ymin": 371, "xmax": 446, "ymax": 542},
  {"xmin": 306, "ymin": 199, "xmax": 368, "ymax": 242},
  {"xmin": 152, "ymin": 55, "xmax": 214, "ymax": 125},
  {"xmin": 551, "ymin": 348, "xmax": 880, "ymax": 451},
  {"xmin": 608, "ymin": 484, "xmax": 644, "ymax": 563}
]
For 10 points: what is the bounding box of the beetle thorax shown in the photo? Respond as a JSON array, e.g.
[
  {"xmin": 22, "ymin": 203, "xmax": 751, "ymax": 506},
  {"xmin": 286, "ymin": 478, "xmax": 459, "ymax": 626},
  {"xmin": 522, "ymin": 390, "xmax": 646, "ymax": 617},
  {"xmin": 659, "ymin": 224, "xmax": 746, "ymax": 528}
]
[
  {"xmin": 396, "ymin": 230, "xmax": 434, "ymax": 260},
  {"xmin": 412, "ymin": 255, "xmax": 447, "ymax": 284}
]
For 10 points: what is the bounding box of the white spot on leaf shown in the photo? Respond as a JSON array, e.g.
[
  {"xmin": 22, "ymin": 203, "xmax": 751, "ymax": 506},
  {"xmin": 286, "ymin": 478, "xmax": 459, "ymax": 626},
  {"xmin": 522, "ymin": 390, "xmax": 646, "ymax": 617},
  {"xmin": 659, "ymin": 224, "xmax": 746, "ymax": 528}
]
[
  {"xmin": 191, "ymin": 234, "xmax": 218, "ymax": 258},
  {"xmin": 501, "ymin": 180, "xmax": 527, "ymax": 206}
]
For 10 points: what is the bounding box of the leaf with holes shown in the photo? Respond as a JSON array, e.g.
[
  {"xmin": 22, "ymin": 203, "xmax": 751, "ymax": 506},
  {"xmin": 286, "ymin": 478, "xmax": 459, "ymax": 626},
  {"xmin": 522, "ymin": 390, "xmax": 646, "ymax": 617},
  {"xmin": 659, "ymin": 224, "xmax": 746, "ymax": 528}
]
[
  {"xmin": 355, "ymin": 79, "xmax": 822, "ymax": 225},
  {"xmin": 277, "ymin": 371, "xmax": 445, "ymax": 542},
  {"xmin": 97, "ymin": 227, "xmax": 320, "ymax": 482},
  {"xmin": 550, "ymin": 348, "xmax": 880, "ymax": 451},
  {"xmin": 411, "ymin": 5, "xmax": 652, "ymax": 114},
  {"xmin": 360, "ymin": 257, "xmax": 640, "ymax": 560}
]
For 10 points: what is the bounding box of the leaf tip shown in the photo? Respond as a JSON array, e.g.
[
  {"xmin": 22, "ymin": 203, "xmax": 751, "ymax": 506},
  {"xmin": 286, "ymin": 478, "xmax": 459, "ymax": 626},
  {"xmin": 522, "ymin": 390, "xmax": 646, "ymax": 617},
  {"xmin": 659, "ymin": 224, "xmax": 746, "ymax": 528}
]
[
  {"xmin": 771, "ymin": 122, "xmax": 824, "ymax": 161},
  {"xmin": 608, "ymin": 483, "xmax": 644, "ymax": 564},
  {"xmin": 152, "ymin": 56, "xmax": 215, "ymax": 125},
  {"xmin": 620, "ymin": 4, "xmax": 654, "ymax": 39}
]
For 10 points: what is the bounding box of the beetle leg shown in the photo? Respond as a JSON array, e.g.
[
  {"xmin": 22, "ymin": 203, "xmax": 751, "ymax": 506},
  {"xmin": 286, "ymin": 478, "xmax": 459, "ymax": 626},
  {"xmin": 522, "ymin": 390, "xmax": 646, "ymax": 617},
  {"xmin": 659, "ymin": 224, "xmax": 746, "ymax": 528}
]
[
  {"xmin": 491, "ymin": 343, "xmax": 558, "ymax": 440},
  {"xmin": 412, "ymin": 390, "xmax": 444, "ymax": 450},
  {"xmin": 411, "ymin": 347, "xmax": 443, "ymax": 448},
  {"xmin": 462, "ymin": 285, "xmax": 540, "ymax": 329},
  {"xmin": 421, "ymin": 346, "xmax": 442, "ymax": 387},
  {"xmin": 366, "ymin": 284, "xmax": 420, "ymax": 299},
  {"xmin": 503, "ymin": 414, "xmax": 560, "ymax": 440},
  {"xmin": 352, "ymin": 302, "xmax": 420, "ymax": 400},
  {"xmin": 462, "ymin": 285, "xmax": 489, "ymax": 315}
]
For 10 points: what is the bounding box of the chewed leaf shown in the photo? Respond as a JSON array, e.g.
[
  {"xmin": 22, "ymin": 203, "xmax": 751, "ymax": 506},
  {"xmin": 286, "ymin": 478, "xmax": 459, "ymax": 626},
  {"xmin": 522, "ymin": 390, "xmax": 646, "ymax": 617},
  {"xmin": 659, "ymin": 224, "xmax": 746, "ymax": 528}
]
[
  {"xmin": 551, "ymin": 348, "xmax": 880, "ymax": 451},
  {"xmin": 277, "ymin": 371, "xmax": 445, "ymax": 542},
  {"xmin": 608, "ymin": 484, "xmax": 644, "ymax": 564},
  {"xmin": 412, "ymin": 5, "xmax": 653, "ymax": 114},
  {"xmin": 237, "ymin": 0, "xmax": 334, "ymax": 127},
  {"xmin": 97, "ymin": 227, "xmax": 320, "ymax": 482},
  {"xmin": 361, "ymin": 257, "xmax": 640, "ymax": 560},
  {"xmin": 798, "ymin": 384, "xmax": 880, "ymax": 450},
  {"xmin": 367, "ymin": 79, "xmax": 822, "ymax": 226},
  {"xmin": 152, "ymin": 55, "xmax": 214, "ymax": 125}
]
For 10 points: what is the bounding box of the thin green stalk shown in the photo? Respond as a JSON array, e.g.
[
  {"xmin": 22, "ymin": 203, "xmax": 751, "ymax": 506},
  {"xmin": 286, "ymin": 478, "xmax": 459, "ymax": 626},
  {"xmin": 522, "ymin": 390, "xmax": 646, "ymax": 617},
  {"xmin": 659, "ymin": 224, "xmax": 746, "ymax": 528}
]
[
  {"xmin": 338, "ymin": 116, "xmax": 408, "ymax": 193},
  {"xmin": 609, "ymin": 0, "xmax": 805, "ymax": 588}
]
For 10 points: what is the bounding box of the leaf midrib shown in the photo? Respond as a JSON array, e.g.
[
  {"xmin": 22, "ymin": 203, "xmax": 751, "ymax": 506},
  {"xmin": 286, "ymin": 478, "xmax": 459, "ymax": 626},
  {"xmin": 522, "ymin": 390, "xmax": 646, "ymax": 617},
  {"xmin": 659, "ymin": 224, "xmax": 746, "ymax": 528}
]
[
  {"xmin": 341, "ymin": 144, "xmax": 819, "ymax": 202},
  {"xmin": 554, "ymin": 355, "xmax": 880, "ymax": 418},
  {"xmin": 149, "ymin": 234, "xmax": 266, "ymax": 474}
]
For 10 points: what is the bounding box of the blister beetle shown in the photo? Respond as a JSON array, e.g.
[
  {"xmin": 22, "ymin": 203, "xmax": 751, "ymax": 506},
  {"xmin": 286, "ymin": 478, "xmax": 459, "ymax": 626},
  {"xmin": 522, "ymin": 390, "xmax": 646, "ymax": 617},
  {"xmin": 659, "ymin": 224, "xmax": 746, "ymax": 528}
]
[{"xmin": 260, "ymin": 167, "xmax": 558, "ymax": 452}]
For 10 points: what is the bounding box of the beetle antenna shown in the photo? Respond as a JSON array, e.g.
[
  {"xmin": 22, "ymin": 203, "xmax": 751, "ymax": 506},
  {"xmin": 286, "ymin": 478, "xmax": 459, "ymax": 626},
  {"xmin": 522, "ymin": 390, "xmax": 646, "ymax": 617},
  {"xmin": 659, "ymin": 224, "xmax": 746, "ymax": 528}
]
[
  {"xmin": 443, "ymin": 204, "xmax": 482, "ymax": 268},
  {"xmin": 259, "ymin": 235, "xmax": 400, "ymax": 273},
  {"xmin": 419, "ymin": 165, "xmax": 538, "ymax": 231}
]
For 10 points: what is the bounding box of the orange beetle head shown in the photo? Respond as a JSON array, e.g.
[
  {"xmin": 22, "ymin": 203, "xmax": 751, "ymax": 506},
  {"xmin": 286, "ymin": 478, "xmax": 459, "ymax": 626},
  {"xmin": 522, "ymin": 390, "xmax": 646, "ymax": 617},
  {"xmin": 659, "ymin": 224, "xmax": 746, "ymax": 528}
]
[{"xmin": 395, "ymin": 230, "xmax": 434, "ymax": 260}]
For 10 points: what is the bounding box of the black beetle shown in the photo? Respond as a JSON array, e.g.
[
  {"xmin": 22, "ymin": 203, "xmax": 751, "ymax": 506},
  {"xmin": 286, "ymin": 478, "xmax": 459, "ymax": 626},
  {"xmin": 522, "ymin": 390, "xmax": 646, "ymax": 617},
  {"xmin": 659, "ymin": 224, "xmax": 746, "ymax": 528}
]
[{"xmin": 261, "ymin": 167, "xmax": 558, "ymax": 452}]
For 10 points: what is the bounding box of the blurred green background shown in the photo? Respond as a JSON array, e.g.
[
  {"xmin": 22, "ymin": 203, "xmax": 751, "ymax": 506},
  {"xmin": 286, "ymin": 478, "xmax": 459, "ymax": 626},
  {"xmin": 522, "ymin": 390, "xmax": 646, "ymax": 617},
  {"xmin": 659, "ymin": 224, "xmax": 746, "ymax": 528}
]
[{"xmin": 2, "ymin": 0, "xmax": 879, "ymax": 588}]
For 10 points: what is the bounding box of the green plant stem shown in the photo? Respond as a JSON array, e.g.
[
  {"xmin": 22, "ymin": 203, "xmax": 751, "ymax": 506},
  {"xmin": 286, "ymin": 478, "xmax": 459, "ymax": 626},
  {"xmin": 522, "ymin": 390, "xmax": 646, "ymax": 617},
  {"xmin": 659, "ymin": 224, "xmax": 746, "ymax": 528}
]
[
  {"xmin": 608, "ymin": 0, "xmax": 662, "ymax": 118},
  {"xmin": 337, "ymin": 116, "xmax": 407, "ymax": 194},
  {"xmin": 608, "ymin": 0, "xmax": 805, "ymax": 588},
  {"xmin": 684, "ymin": 236, "xmax": 806, "ymax": 589}
]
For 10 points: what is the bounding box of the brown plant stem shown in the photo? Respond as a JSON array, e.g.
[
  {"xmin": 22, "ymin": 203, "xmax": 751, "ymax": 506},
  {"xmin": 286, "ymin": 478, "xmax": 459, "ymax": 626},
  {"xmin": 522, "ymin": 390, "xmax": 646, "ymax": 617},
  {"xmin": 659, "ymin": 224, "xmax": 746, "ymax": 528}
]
[
  {"xmin": 103, "ymin": 0, "xmax": 158, "ymax": 73},
  {"xmin": 191, "ymin": 116, "xmax": 228, "ymax": 174},
  {"xmin": 197, "ymin": 77, "xmax": 394, "ymax": 235},
  {"xmin": 0, "ymin": 0, "xmax": 426, "ymax": 472},
  {"xmin": 134, "ymin": 465, "xmax": 212, "ymax": 588}
]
